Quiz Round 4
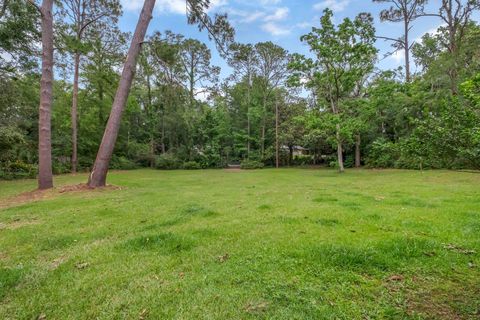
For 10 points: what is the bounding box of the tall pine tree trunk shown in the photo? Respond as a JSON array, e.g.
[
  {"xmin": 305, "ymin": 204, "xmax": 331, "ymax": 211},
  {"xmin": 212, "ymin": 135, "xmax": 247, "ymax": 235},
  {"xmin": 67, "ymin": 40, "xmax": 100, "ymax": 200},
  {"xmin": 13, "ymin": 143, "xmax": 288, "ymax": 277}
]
[
  {"xmin": 38, "ymin": 0, "xmax": 54, "ymax": 190},
  {"xmin": 71, "ymin": 51, "xmax": 80, "ymax": 173},
  {"xmin": 404, "ymin": 19, "xmax": 411, "ymax": 82},
  {"xmin": 88, "ymin": 0, "xmax": 156, "ymax": 187}
]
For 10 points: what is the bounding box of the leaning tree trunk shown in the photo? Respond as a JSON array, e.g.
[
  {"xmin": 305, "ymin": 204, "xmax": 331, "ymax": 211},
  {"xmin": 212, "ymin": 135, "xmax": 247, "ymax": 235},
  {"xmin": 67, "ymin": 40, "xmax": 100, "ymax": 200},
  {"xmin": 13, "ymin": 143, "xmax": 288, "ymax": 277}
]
[
  {"xmin": 87, "ymin": 0, "xmax": 156, "ymax": 188},
  {"xmin": 38, "ymin": 0, "xmax": 54, "ymax": 190},
  {"xmin": 71, "ymin": 51, "xmax": 80, "ymax": 173}
]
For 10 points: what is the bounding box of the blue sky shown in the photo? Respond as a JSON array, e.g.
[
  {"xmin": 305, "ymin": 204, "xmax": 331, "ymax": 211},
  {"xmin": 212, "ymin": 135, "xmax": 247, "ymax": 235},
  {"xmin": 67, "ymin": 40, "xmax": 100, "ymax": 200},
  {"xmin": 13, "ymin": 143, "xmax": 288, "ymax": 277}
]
[{"xmin": 118, "ymin": 0, "xmax": 477, "ymax": 79}]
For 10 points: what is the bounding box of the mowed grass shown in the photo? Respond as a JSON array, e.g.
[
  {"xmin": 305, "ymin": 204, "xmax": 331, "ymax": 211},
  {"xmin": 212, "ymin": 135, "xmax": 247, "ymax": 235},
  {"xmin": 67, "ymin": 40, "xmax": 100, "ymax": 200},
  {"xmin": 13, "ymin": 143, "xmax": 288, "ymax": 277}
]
[{"xmin": 0, "ymin": 168, "xmax": 479, "ymax": 319}]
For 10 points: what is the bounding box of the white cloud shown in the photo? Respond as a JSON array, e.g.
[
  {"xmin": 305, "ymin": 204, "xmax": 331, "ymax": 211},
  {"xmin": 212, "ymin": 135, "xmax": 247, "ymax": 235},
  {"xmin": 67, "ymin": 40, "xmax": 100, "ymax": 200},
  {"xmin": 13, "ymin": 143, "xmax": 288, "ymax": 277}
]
[
  {"xmin": 260, "ymin": 0, "xmax": 282, "ymax": 5},
  {"xmin": 296, "ymin": 22, "xmax": 311, "ymax": 29},
  {"xmin": 313, "ymin": 0, "xmax": 350, "ymax": 12},
  {"xmin": 261, "ymin": 22, "xmax": 291, "ymax": 36},
  {"xmin": 264, "ymin": 7, "xmax": 289, "ymax": 21},
  {"xmin": 157, "ymin": 0, "xmax": 186, "ymax": 14},
  {"xmin": 390, "ymin": 50, "xmax": 404, "ymax": 64},
  {"xmin": 121, "ymin": 0, "xmax": 143, "ymax": 11},
  {"xmin": 413, "ymin": 24, "xmax": 446, "ymax": 43},
  {"xmin": 121, "ymin": 0, "xmax": 227, "ymax": 14},
  {"xmin": 389, "ymin": 23, "xmax": 445, "ymax": 64},
  {"xmin": 243, "ymin": 11, "xmax": 266, "ymax": 23}
]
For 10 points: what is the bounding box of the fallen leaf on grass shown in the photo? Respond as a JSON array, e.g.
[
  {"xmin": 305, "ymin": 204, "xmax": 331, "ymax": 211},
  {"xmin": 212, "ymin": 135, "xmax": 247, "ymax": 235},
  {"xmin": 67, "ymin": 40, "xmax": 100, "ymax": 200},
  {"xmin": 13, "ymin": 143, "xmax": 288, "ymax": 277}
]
[
  {"xmin": 37, "ymin": 314, "xmax": 46, "ymax": 320},
  {"xmin": 218, "ymin": 253, "xmax": 229, "ymax": 263},
  {"xmin": 245, "ymin": 301, "xmax": 269, "ymax": 314},
  {"xmin": 139, "ymin": 309, "xmax": 148, "ymax": 320},
  {"xmin": 179, "ymin": 272, "xmax": 185, "ymax": 279},
  {"xmin": 50, "ymin": 257, "xmax": 66, "ymax": 270},
  {"xmin": 75, "ymin": 262, "xmax": 89, "ymax": 270},
  {"xmin": 423, "ymin": 251, "xmax": 436, "ymax": 257},
  {"xmin": 387, "ymin": 275, "xmax": 404, "ymax": 282}
]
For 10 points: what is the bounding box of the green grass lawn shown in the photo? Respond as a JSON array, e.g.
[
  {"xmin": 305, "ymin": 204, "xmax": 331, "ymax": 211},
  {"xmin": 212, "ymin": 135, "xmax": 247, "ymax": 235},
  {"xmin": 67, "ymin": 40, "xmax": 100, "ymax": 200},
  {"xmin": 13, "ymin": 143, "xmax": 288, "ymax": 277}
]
[{"xmin": 0, "ymin": 168, "xmax": 479, "ymax": 319}]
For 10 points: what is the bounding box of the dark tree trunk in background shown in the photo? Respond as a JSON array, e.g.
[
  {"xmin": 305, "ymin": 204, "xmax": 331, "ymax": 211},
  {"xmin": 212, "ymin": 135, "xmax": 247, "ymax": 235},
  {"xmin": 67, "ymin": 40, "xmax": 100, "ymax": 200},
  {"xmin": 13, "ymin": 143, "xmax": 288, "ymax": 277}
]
[
  {"xmin": 275, "ymin": 101, "xmax": 279, "ymax": 168},
  {"xmin": 71, "ymin": 52, "xmax": 80, "ymax": 173},
  {"xmin": 261, "ymin": 95, "xmax": 266, "ymax": 159},
  {"xmin": 336, "ymin": 124, "xmax": 345, "ymax": 172},
  {"xmin": 88, "ymin": 0, "xmax": 156, "ymax": 187},
  {"xmin": 38, "ymin": 0, "xmax": 54, "ymax": 190},
  {"xmin": 288, "ymin": 145, "xmax": 293, "ymax": 166},
  {"xmin": 355, "ymin": 134, "xmax": 361, "ymax": 168}
]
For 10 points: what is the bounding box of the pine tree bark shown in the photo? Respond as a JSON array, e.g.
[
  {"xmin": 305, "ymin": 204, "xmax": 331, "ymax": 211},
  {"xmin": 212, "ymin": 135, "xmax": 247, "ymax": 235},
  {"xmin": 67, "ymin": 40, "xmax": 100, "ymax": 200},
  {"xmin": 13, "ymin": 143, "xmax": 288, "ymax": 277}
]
[
  {"xmin": 71, "ymin": 52, "xmax": 80, "ymax": 173},
  {"xmin": 38, "ymin": 0, "xmax": 54, "ymax": 190},
  {"xmin": 87, "ymin": 0, "xmax": 156, "ymax": 187},
  {"xmin": 404, "ymin": 17, "xmax": 411, "ymax": 82}
]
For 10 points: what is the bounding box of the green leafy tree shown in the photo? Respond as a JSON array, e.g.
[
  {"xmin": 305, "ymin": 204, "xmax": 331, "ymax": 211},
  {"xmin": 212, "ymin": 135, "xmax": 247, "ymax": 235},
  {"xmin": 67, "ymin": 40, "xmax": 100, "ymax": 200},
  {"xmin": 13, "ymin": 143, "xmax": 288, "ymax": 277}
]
[{"xmin": 290, "ymin": 9, "xmax": 377, "ymax": 172}]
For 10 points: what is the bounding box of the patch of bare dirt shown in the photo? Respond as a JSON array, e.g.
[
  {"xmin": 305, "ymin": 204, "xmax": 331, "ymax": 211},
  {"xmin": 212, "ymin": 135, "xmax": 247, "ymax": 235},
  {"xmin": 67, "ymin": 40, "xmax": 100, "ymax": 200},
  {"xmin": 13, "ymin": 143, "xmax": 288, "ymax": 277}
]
[
  {"xmin": 58, "ymin": 183, "xmax": 121, "ymax": 193},
  {"xmin": 403, "ymin": 277, "xmax": 480, "ymax": 320},
  {"xmin": 0, "ymin": 218, "xmax": 40, "ymax": 230},
  {"xmin": 0, "ymin": 189, "xmax": 55, "ymax": 209},
  {"xmin": 0, "ymin": 184, "xmax": 122, "ymax": 210}
]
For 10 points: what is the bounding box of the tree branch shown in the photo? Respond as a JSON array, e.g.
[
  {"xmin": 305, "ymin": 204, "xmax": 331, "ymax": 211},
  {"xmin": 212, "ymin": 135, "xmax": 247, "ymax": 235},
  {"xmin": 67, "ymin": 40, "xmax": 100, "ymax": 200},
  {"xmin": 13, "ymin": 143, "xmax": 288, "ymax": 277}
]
[
  {"xmin": 27, "ymin": 0, "xmax": 42, "ymax": 15},
  {"xmin": 79, "ymin": 12, "xmax": 108, "ymax": 36},
  {"xmin": 376, "ymin": 35, "xmax": 404, "ymax": 44}
]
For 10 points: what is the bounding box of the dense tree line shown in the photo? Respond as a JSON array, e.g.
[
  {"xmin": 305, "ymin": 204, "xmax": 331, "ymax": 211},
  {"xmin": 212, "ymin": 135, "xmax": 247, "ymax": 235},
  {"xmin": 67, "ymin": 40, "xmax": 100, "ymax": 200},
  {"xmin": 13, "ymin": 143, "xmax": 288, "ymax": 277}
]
[{"xmin": 0, "ymin": 0, "xmax": 479, "ymax": 185}]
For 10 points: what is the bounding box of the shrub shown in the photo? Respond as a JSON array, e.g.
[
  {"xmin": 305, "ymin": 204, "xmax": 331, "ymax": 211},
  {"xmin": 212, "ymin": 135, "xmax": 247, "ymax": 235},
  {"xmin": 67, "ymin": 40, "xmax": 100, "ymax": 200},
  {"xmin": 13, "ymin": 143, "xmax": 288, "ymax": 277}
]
[
  {"xmin": 155, "ymin": 154, "xmax": 182, "ymax": 170},
  {"xmin": 292, "ymin": 155, "xmax": 314, "ymax": 166},
  {"xmin": 328, "ymin": 160, "xmax": 339, "ymax": 169},
  {"xmin": 0, "ymin": 160, "xmax": 37, "ymax": 180},
  {"xmin": 240, "ymin": 160, "xmax": 264, "ymax": 170},
  {"xmin": 53, "ymin": 162, "xmax": 71, "ymax": 175},
  {"xmin": 109, "ymin": 156, "xmax": 137, "ymax": 170},
  {"xmin": 365, "ymin": 139, "xmax": 399, "ymax": 168},
  {"xmin": 343, "ymin": 155, "xmax": 355, "ymax": 168},
  {"xmin": 182, "ymin": 161, "xmax": 201, "ymax": 170}
]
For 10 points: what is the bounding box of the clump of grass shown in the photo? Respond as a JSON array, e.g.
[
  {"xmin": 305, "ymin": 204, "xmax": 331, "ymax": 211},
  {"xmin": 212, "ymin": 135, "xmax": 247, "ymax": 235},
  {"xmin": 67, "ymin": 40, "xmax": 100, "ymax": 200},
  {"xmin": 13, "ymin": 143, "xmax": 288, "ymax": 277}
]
[
  {"xmin": 338, "ymin": 201, "xmax": 362, "ymax": 210},
  {"xmin": 258, "ymin": 204, "xmax": 272, "ymax": 210},
  {"xmin": 278, "ymin": 216, "xmax": 301, "ymax": 224},
  {"xmin": 121, "ymin": 232, "xmax": 194, "ymax": 253},
  {"xmin": 41, "ymin": 235, "xmax": 78, "ymax": 251},
  {"xmin": 306, "ymin": 244, "xmax": 391, "ymax": 272},
  {"xmin": 180, "ymin": 204, "xmax": 218, "ymax": 217},
  {"xmin": 0, "ymin": 267, "xmax": 25, "ymax": 299},
  {"xmin": 316, "ymin": 218, "xmax": 340, "ymax": 226},
  {"xmin": 312, "ymin": 195, "xmax": 338, "ymax": 203}
]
